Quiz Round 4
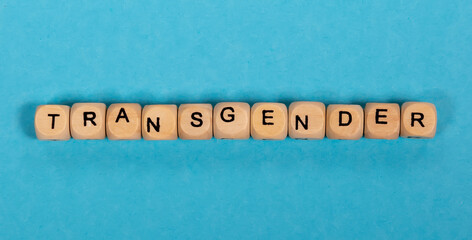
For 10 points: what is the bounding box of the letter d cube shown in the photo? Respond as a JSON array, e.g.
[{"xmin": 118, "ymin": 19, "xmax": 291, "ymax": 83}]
[{"xmin": 326, "ymin": 104, "xmax": 363, "ymax": 140}]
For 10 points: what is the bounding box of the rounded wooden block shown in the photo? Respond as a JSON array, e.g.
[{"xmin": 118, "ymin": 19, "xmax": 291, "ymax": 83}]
[
  {"xmin": 288, "ymin": 101, "xmax": 325, "ymax": 139},
  {"xmin": 326, "ymin": 104, "xmax": 364, "ymax": 140},
  {"xmin": 106, "ymin": 103, "xmax": 142, "ymax": 140},
  {"xmin": 400, "ymin": 102, "xmax": 437, "ymax": 138},
  {"xmin": 213, "ymin": 102, "xmax": 250, "ymax": 139},
  {"xmin": 364, "ymin": 103, "xmax": 400, "ymax": 139},
  {"xmin": 34, "ymin": 105, "xmax": 71, "ymax": 140},
  {"xmin": 70, "ymin": 103, "xmax": 107, "ymax": 140},
  {"xmin": 251, "ymin": 103, "xmax": 287, "ymax": 140},
  {"xmin": 178, "ymin": 104, "xmax": 213, "ymax": 140},
  {"xmin": 142, "ymin": 104, "xmax": 178, "ymax": 140}
]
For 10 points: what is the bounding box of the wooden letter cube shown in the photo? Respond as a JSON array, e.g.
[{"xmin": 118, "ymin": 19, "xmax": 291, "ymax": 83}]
[
  {"xmin": 70, "ymin": 103, "xmax": 106, "ymax": 139},
  {"xmin": 142, "ymin": 104, "xmax": 178, "ymax": 140},
  {"xmin": 326, "ymin": 104, "xmax": 364, "ymax": 140},
  {"xmin": 364, "ymin": 103, "xmax": 400, "ymax": 139},
  {"xmin": 400, "ymin": 102, "xmax": 437, "ymax": 138},
  {"xmin": 213, "ymin": 102, "xmax": 250, "ymax": 139},
  {"xmin": 35, "ymin": 105, "xmax": 71, "ymax": 140},
  {"xmin": 288, "ymin": 101, "xmax": 325, "ymax": 139},
  {"xmin": 251, "ymin": 103, "xmax": 287, "ymax": 140},
  {"xmin": 106, "ymin": 103, "xmax": 142, "ymax": 140},
  {"xmin": 178, "ymin": 104, "xmax": 213, "ymax": 140}
]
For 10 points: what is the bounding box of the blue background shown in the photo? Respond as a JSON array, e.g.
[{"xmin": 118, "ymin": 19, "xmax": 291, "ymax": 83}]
[{"xmin": 1, "ymin": 0, "xmax": 471, "ymax": 239}]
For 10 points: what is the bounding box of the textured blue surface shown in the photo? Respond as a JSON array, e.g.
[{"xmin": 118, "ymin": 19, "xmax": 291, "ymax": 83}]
[{"xmin": 1, "ymin": 0, "xmax": 471, "ymax": 239}]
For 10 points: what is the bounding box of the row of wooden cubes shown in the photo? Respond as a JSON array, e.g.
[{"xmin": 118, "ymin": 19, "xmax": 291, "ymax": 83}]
[{"xmin": 35, "ymin": 102, "xmax": 437, "ymax": 140}]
